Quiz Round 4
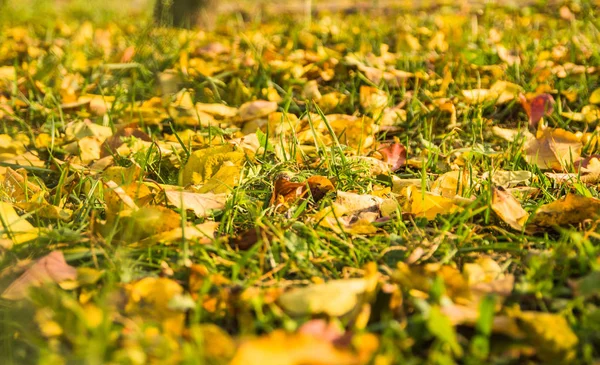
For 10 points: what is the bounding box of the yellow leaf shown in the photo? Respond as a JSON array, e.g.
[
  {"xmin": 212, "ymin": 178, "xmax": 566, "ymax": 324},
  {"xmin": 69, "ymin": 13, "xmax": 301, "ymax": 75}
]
[
  {"xmin": 196, "ymin": 164, "xmax": 241, "ymax": 194},
  {"xmin": 0, "ymin": 202, "xmax": 38, "ymax": 246},
  {"xmin": 462, "ymin": 88, "xmax": 495, "ymax": 104},
  {"xmin": 491, "ymin": 187, "xmax": 529, "ymax": 231},
  {"xmin": 317, "ymin": 92, "xmax": 347, "ymax": 113},
  {"xmin": 195, "ymin": 102, "xmax": 238, "ymax": 118},
  {"xmin": 528, "ymin": 194, "xmax": 600, "ymax": 229},
  {"xmin": 116, "ymin": 206, "xmax": 182, "ymax": 242},
  {"xmin": 431, "ymin": 170, "xmax": 470, "ymax": 198},
  {"xmin": 359, "ymin": 86, "xmax": 388, "ymax": 116},
  {"xmin": 589, "ymin": 88, "xmax": 600, "ymax": 104},
  {"xmin": 125, "ymin": 277, "xmax": 185, "ymax": 335},
  {"xmin": 514, "ymin": 311, "xmax": 578, "ymax": 364},
  {"xmin": 134, "ymin": 221, "xmax": 218, "ymax": 246},
  {"xmin": 164, "ymin": 190, "xmax": 227, "ymax": 217},
  {"xmin": 403, "ymin": 186, "xmax": 461, "ymax": 220},
  {"xmin": 278, "ymin": 278, "xmax": 374, "ymax": 317},
  {"xmin": 65, "ymin": 119, "xmax": 112, "ymax": 142},
  {"xmin": 180, "ymin": 145, "xmax": 244, "ymax": 186},
  {"xmin": 230, "ymin": 330, "xmax": 357, "ymax": 365},
  {"xmin": 35, "ymin": 308, "xmax": 63, "ymax": 337}
]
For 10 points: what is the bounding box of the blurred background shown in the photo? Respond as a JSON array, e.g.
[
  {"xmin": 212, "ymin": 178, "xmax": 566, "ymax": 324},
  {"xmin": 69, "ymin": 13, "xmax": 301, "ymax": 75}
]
[{"xmin": 0, "ymin": 0, "xmax": 572, "ymax": 26}]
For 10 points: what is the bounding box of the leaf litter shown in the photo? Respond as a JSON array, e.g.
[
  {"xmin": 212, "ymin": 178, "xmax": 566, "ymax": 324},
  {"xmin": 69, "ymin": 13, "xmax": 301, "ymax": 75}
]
[{"xmin": 0, "ymin": 1, "xmax": 599, "ymax": 364}]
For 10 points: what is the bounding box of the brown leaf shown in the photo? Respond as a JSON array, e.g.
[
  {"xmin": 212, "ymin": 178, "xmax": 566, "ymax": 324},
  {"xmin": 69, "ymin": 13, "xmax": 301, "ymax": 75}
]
[
  {"xmin": 306, "ymin": 175, "xmax": 335, "ymax": 202},
  {"xmin": 270, "ymin": 175, "xmax": 334, "ymax": 210},
  {"xmin": 269, "ymin": 175, "xmax": 305, "ymax": 208},
  {"xmin": 2, "ymin": 251, "xmax": 77, "ymax": 300}
]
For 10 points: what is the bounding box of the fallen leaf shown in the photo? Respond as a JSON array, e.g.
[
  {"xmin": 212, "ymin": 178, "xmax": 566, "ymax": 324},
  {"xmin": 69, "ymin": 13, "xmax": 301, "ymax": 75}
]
[
  {"xmin": 335, "ymin": 191, "xmax": 383, "ymax": 215},
  {"xmin": 0, "ymin": 201, "xmax": 38, "ymax": 246},
  {"xmin": 360, "ymin": 85, "xmax": 388, "ymax": 116},
  {"xmin": 403, "ymin": 186, "xmax": 462, "ymax": 220},
  {"xmin": 195, "ymin": 102, "xmax": 238, "ymax": 118},
  {"xmin": 378, "ymin": 142, "xmax": 407, "ymax": 171},
  {"xmin": 125, "ymin": 277, "xmax": 185, "ymax": 335},
  {"xmin": 164, "ymin": 190, "xmax": 227, "ymax": 217},
  {"xmin": 491, "ymin": 186, "xmax": 529, "ymax": 231},
  {"xmin": 238, "ymin": 100, "xmax": 278, "ymax": 122},
  {"xmin": 298, "ymin": 319, "xmax": 349, "ymax": 346},
  {"xmin": 431, "ymin": 170, "xmax": 471, "ymax": 198},
  {"xmin": 590, "ymin": 88, "xmax": 600, "ymax": 104},
  {"xmin": 519, "ymin": 93, "xmax": 554, "ymax": 130},
  {"xmin": 230, "ymin": 330, "xmax": 357, "ymax": 365},
  {"xmin": 270, "ymin": 174, "xmax": 334, "ymax": 210},
  {"xmin": 528, "ymin": 193, "xmax": 600, "ymax": 229},
  {"xmin": 180, "ymin": 145, "xmax": 245, "ymax": 186},
  {"xmin": 523, "ymin": 128, "xmax": 581, "ymax": 170},
  {"xmin": 2, "ymin": 251, "xmax": 77, "ymax": 300},
  {"xmin": 514, "ymin": 311, "xmax": 578, "ymax": 364},
  {"xmin": 483, "ymin": 170, "xmax": 532, "ymax": 187},
  {"xmin": 116, "ymin": 206, "xmax": 182, "ymax": 242},
  {"xmin": 278, "ymin": 278, "xmax": 373, "ymax": 317},
  {"xmin": 135, "ymin": 221, "xmax": 218, "ymax": 246}
]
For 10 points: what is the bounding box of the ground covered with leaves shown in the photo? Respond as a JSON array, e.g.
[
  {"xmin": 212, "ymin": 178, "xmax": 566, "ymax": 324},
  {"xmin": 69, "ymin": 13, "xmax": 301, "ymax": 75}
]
[{"xmin": 1, "ymin": 1, "xmax": 600, "ymax": 364}]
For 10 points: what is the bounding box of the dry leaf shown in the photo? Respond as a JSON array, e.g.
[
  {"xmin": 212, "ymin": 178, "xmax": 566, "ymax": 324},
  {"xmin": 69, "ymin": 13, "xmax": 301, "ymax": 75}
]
[
  {"xmin": 528, "ymin": 194, "xmax": 600, "ymax": 229},
  {"xmin": 125, "ymin": 277, "xmax": 185, "ymax": 335},
  {"xmin": 230, "ymin": 330, "xmax": 357, "ymax": 365},
  {"xmin": 519, "ymin": 93, "xmax": 554, "ymax": 130},
  {"xmin": 491, "ymin": 186, "xmax": 529, "ymax": 231},
  {"xmin": 0, "ymin": 201, "xmax": 38, "ymax": 246},
  {"xmin": 278, "ymin": 278, "xmax": 372, "ymax": 317},
  {"xmin": 180, "ymin": 145, "xmax": 245, "ymax": 186},
  {"xmin": 238, "ymin": 100, "xmax": 278, "ymax": 122},
  {"xmin": 164, "ymin": 190, "xmax": 227, "ymax": 217},
  {"xmin": 523, "ymin": 128, "xmax": 581, "ymax": 170},
  {"xmin": 378, "ymin": 142, "xmax": 407, "ymax": 171},
  {"xmin": 403, "ymin": 186, "xmax": 462, "ymax": 219},
  {"xmin": 2, "ymin": 251, "xmax": 77, "ymax": 300}
]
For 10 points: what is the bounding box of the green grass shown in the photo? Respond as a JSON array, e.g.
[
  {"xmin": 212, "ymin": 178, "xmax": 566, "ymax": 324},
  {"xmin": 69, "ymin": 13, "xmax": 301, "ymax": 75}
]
[{"xmin": 1, "ymin": 0, "xmax": 600, "ymax": 364}]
